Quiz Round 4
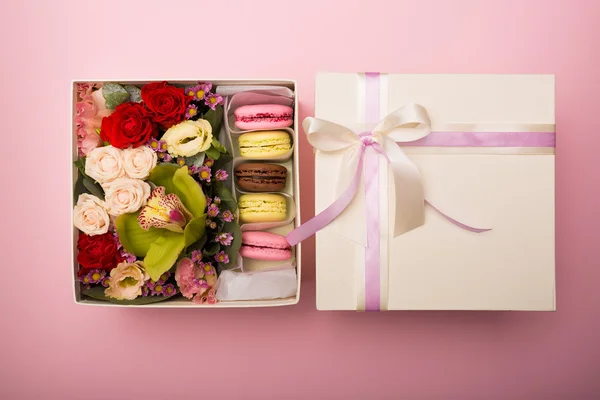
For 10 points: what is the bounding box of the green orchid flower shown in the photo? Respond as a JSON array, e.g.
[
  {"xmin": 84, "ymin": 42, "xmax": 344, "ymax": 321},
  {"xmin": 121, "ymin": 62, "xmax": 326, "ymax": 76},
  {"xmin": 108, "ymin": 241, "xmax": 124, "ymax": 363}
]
[{"xmin": 115, "ymin": 164, "xmax": 207, "ymax": 281}]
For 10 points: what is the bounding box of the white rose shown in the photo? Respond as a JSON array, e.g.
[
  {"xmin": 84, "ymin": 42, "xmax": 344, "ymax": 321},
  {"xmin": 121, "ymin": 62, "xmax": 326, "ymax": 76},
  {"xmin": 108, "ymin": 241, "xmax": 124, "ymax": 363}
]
[
  {"xmin": 103, "ymin": 178, "xmax": 151, "ymax": 216},
  {"xmin": 73, "ymin": 194, "xmax": 110, "ymax": 236},
  {"xmin": 85, "ymin": 146, "xmax": 125, "ymax": 184},
  {"xmin": 162, "ymin": 119, "xmax": 213, "ymax": 157},
  {"xmin": 123, "ymin": 146, "xmax": 157, "ymax": 179}
]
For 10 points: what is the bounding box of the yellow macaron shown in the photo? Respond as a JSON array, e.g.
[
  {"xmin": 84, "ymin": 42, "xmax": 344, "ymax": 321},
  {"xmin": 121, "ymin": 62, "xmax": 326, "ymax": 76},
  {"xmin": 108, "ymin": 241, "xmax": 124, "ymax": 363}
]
[
  {"xmin": 238, "ymin": 130, "xmax": 291, "ymax": 158},
  {"xmin": 238, "ymin": 193, "xmax": 287, "ymax": 223}
]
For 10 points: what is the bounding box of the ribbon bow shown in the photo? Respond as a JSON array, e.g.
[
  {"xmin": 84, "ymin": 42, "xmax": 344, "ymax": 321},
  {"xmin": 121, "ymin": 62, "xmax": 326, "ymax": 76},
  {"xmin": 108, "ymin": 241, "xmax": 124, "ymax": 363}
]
[{"xmin": 287, "ymin": 104, "xmax": 433, "ymax": 247}]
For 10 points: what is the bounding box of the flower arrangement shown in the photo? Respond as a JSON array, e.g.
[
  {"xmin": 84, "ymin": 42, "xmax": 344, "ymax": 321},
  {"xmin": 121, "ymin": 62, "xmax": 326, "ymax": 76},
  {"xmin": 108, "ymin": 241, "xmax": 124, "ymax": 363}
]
[{"xmin": 73, "ymin": 81, "xmax": 239, "ymax": 305}]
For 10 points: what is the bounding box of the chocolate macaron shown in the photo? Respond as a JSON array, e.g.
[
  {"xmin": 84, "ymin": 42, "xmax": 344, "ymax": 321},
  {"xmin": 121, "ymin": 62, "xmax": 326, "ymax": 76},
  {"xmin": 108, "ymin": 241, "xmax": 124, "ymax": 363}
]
[{"xmin": 235, "ymin": 163, "xmax": 287, "ymax": 192}]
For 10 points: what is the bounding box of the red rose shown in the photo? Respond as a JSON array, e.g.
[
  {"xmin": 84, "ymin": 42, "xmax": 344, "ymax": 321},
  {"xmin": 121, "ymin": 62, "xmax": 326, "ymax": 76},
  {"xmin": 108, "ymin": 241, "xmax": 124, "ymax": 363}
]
[
  {"xmin": 141, "ymin": 81, "xmax": 190, "ymax": 129},
  {"xmin": 77, "ymin": 232, "xmax": 123, "ymax": 275},
  {"xmin": 100, "ymin": 102, "xmax": 157, "ymax": 148}
]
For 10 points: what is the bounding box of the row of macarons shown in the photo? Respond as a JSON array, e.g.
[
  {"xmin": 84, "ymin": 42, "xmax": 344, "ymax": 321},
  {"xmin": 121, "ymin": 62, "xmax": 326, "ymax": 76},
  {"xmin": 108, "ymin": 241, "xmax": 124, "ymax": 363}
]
[{"xmin": 235, "ymin": 104, "xmax": 295, "ymax": 263}]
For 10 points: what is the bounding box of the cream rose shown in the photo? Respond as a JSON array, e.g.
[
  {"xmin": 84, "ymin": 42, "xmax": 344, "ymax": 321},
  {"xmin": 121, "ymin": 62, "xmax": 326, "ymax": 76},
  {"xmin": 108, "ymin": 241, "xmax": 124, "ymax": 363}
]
[
  {"xmin": 162, "ymin": 119, "xmax": 213, "ymax": 157},
  {"xmin": 103, "ymin": 178, "xmax": 151, "ymax": 216},
  {"xmin": 123, "ymin": 146, "xmax": 157, "ymax": 179},
  {"xmin": 85, "ymin": 145, "xmax": 125, "ymax": 184},
  {"xmin": 105, "ymin": 261, "xmax": 149, "ymax": 300},
  {"xmin": 73, "ymin": 194, "xmax": 110, "ymax": 236}
]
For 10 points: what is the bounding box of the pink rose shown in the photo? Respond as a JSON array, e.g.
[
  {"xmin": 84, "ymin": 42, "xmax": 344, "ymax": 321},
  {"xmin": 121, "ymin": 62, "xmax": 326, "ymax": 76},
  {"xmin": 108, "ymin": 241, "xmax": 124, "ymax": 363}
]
[
  {"xmin": 175, "ymin": 257, "xmax": 215, "ymax": 303},
  {"xmin": 78, "ymin": 132, "xmax": 101, "ymax": 156}
]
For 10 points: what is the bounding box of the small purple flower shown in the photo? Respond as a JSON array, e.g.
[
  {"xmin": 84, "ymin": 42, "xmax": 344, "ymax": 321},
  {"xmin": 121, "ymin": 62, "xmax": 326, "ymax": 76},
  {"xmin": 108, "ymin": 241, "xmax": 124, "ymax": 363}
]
[
  {"xmin": 185, "ymin": 84, "xmax": 201, "ymax": 98},
  {"xmin": 204, "ymin": 158, "xmax": 214, "ymax": 168},
  {"xmin": 164, "ymin": 284, "xmax": 177, "ymax": 297},
  {"xmin": 215, "ymin": 232, "xmax": 233, "ymax": 246},
  {"xmin": 162, "ymin": 153, "xmax": 172, "ymax": 162},
  {"xmin": 198, "ymin": 165, "xmax": 211, "ymax": 182},
  {"xmin": 141, "ymin": 286, "xmax": 150, "ymax": 297},
  {"xmin": 207, "ymin": 204, "xmax": 220, "ymax": 218},
  {"xmin": 151, "ymin": 283, "xmax": 166, "ymax": 296},
  {"xmin": 148, "ymin": 139, "xmax": 167, "ymax": 153},
  {"xmin": 120, "ymin": 250, "xmax": 137, "ymax": 263},
  {"xmin": 213, "ymin": 196, "xmax": 221, "ymax": 204},
  {"xmin": 158, "ymin": 272, "xmax": 171, "ymax": 285},
  {"xmin": 215, "ymin": 169, "xmax": 228, "ymax": 181},
  {"xmin": 86, "ymin": 269, "xmax": 106, "ymax": 284},
  {"xmin": 101, "ymin": 277, "xmax": 110, "ymax": 288},
  {"xmin": 177, "ymin": 157, "xmax": 186, "ymax": 167},
  {"xmin": 189, "ymin": 165, "xmax": 199, "ymax": 175},
  {"xmin": 209, "ymin": 221, "xmax": 217, "ymax": 229},
  {"xmin": 205, "ymin": 218, "xmax": 213, "ymax": 227},
  {"xmin": 148, "ymin": 138, "xmax": 160, "ymax": 151},
  {"xmin": 206, "ymin": 196, "xmax": 212, "ymax": 206},
  {"xmin": 192, "ymin": 250, "xmax": 203, "ymax": 263},
  {"xmin": 201, "ymin": 262, "xmax": 215, "ymax": 275},
  {"xmin": 220, "ymin": 210, "xmax": 234, "ymax": 223},
  {"xmin": 113, "ymin": 230, "xmax": 123, "ymax": 250},
  {"xmin": 185, "ymin": 104, "xmax": 199, "ymax": 119},
  {"xmin": 185, "ymin": 82, "xmax": 212, "ymax": 101},
  {"xmin": 146, "ymin": 280, "xmax": 156, "ymax": 290},
  {"xmin": 214, "ymin": 251, "xmax": 229, "ymax": 264},
  {"xmin": 205, "ymin": 93, "xmax": 223, "ymax": 110},
  {"xmin": 79, "ymin": 275, "xmax": 91, "ymax": 285}
]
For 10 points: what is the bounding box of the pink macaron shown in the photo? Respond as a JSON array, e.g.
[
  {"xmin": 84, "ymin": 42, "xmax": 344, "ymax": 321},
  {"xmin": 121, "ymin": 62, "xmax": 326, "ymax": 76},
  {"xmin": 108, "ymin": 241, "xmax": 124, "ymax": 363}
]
[
  {"xmin": 239, "ymin": 231, "xmax": 292, "ymax": 261},
  {"xmin": 234, "ymin": 104, "xmax": 293, "ymax": 130}
]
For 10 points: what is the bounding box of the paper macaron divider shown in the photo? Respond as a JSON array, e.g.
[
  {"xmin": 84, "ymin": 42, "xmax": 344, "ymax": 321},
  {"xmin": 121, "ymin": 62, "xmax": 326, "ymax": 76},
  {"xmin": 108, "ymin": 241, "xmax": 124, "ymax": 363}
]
[
  {"xmin": 229, "ymin": 129, "xmax": 294, "ymax": 161},
  {"xmin": 237, "ymin": 223, "xmax": 297, "ymax": 272},
  {"xmin": 224, "ymin": 90, "xmax": 295, "ymax": 135},
  {"xmin": 231, "ymin": 157, "xmax": 294, "ymax": 197}
]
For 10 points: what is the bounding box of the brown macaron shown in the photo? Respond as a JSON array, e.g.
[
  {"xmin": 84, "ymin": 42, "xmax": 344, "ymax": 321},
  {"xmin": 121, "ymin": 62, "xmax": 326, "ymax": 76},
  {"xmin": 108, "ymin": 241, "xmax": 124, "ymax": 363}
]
[{"xmin": 234, "ymin": 163, "xmax": 287, "ymax": 192}]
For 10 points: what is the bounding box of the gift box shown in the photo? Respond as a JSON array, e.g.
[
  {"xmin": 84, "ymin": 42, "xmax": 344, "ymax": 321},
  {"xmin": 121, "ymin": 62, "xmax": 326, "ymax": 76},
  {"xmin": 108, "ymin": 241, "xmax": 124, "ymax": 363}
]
[
  {"xmin": 300, "ymin": 73, "xmax": 555, "ymax": 311},
  {"xmin": 71, "ymin": 79, "xmax": 301, "ymax": 308}
]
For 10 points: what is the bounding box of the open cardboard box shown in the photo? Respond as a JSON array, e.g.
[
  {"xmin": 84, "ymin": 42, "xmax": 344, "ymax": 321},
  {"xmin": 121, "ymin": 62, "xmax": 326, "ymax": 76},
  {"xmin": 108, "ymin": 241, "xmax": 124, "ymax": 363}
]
[{"xmin": 71, "ymin": 79, "xmax": 301, "ymax": 307}]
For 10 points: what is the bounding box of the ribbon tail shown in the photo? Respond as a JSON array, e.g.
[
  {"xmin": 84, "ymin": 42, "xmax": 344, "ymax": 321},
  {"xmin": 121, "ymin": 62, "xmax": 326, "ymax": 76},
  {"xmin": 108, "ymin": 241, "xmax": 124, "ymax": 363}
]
[
  {"xmin": 363, "ymin": 146, "xmax": 381, "ymax": 311},
  {"xmin": 425, "ymin": 200, "xmax": 491, "ymax": 233},
  {"xmin": 286, "ymin": 146, "xmax": 366, "ymax": 246}
]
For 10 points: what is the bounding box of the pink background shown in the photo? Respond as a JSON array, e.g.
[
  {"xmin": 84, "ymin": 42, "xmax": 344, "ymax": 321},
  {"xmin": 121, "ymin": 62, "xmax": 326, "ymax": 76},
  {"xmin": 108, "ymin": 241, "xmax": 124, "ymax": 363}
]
[{"xmin": 2, "ymin": 0, "xmax": 599, "ymax": 398}]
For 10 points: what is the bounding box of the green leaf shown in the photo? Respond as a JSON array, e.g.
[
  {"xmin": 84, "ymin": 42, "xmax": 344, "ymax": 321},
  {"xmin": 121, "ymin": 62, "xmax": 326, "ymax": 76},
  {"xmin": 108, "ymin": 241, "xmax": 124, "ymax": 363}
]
[
  {"xmin": 74, "ymin": 157, "xmax": 87, "ymax": 177},
  {"xmin": 173, "ymin": 166, "xmax": 207, "ymax": 218},
  {"xmin": 83, "ymin": 177, "xmax": 105, "ymax": 200},
  {"xmin": 221, "ymin": 220, "xmax": 242, "ymax": 269},
  {"xmin": 184, "ymin": 215, "xmax": 207, "ymax": 247},
  {"xmin": 103, "ymin": 83, "xmax": 130, "ymax": 109},
  {"xmin": 144, "ymin": 232, "xmax": 186, "ymax": 281},
  {"xmin": 83, "ymin": 285, "xmax": 177, "ymax": 305},
  {"xmin": 115, "ymin": 212, "xmax": 163, "ymax": 257},
  {"xmin": 74, "ymin": 157, "xmax": 105, "ymax": 199},
  {"xmin": 124, "ymin": 85, "xmax": 141, "ymax": 102},
  {"xmin": 184, "ymin": 152, "xmax": 205, "ymax": 169},
  {"xmin": 147, "ymin": 163, "xmax": 180, "ymax": 195},
  {"xmin": 202, "ymin": 241, "xmax": 220, "ymax": 257},
  {"xmin": 213, "ymin": 153, "xmax": 233, "ymax": 171},
  {"xmin": 204, "ymin": 145, "xmax": 221, "ymax": 160},
  {"xmin": 204, "ymin": 105, "xmax": 223, "ymax": 133},
  {"xmin": 211, "ymin": 138, "xmax": 227, "ymax": 153},
  {"xmin": 213, "ymin": 181, "xmax": 237, "ymax": 212},
  {"xmin": 184, "ymin": 235, "xmax": 207, "ymax": 256}
]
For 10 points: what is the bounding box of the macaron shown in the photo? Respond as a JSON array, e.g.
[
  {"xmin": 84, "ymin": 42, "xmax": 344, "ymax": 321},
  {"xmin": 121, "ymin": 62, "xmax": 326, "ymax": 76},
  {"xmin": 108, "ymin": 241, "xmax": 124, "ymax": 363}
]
[
  {"xmin": 238, "ymin": 131, "xmax": 291, "ymax": 159},
  {"xmin": 238, "ymin": 193, "xmax": 287, "ymax": 223},
  {"xmin": 235, "ymin": 163, "xmax": 287, "ymax": 192},
  {"xmin": 240, "ymin": 231, "xmax": 292, "ymax": 261},
  {"xmin": 234, "ymin": 104, "xmax": 293, "ymax": 130}
]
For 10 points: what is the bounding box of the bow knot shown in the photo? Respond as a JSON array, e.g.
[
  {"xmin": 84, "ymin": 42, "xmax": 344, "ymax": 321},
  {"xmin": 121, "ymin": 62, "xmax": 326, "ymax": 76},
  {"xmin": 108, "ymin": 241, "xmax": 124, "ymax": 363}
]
[
  {"xmin": 288, "ymin": 103, "xmax": 432, "ymax": 247},
  {"xmin": 359, "ymin": 132, "xmax": 375, "ymax": 146}
]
